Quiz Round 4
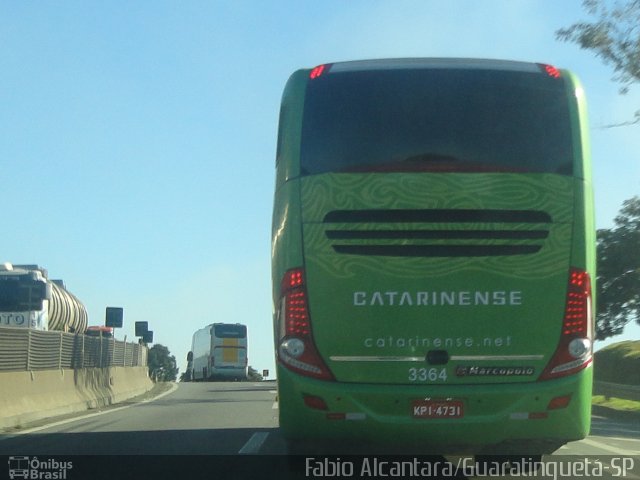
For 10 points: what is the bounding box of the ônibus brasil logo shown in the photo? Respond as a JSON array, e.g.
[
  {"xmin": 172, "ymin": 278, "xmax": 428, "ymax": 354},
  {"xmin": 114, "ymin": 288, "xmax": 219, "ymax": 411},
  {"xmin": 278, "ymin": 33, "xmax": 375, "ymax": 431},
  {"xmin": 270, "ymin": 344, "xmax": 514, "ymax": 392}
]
[{"xmin": 8, "ymin": 456, "xmax": 72, "ymax": 480}]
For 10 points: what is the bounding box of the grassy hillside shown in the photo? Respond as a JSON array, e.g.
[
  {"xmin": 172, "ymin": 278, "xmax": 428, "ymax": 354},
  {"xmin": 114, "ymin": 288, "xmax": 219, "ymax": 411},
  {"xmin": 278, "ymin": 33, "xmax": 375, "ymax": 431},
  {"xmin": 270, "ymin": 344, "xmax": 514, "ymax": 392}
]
[{"xmin": 594, "ymin": 340, "xmax": 640, "ymax": 385}]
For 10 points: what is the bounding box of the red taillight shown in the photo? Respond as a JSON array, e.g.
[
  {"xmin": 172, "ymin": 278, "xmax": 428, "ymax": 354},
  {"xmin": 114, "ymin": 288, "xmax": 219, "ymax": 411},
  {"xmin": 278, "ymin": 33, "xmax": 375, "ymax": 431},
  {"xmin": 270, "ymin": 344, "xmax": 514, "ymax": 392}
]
[
  {"xmin": 282, "ymin": 269, "xmax": 303, "ymax": 290},
  {"xmin": 539, "ymin": 63, "xmax": 561, "ymax": 79},
  {"xmin": 539, "ymin": 268, "xmax": 593, "ymax": 381},
  {"xmin": 278, "ymin": 268, "xmax": 334, "ymax": 381},
  {"xmin": 309, "ymin": 64, "xmax": 329, "ymax": 79},
  {"xmin": 285, "ymin": 292, "xmax": 310, "ymax": 336},
  {"xmin": 564, "ymin": 270, "xmax": 590, "ymax": 335}
]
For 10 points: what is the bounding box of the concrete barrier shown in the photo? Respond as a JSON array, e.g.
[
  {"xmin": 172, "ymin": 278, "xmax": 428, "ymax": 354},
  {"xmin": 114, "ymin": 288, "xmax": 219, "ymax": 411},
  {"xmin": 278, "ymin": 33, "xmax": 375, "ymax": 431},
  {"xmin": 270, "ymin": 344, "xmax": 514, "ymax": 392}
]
[{"xmin": 0, "ymin": 366, "xmax": 153, "ymax": 430}]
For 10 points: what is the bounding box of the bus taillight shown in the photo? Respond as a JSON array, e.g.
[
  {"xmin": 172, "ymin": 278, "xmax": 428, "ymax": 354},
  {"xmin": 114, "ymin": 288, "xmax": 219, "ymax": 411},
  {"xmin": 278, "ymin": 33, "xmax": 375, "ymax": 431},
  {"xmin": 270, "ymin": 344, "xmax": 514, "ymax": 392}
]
[
  {"xmin": 539, "ymin": 268, "xmax": 593, "ymax": 381},
  {"xmin": 539, "ymin": 63, "xmax": 561, "ymax": 78},
  {"xmin": 278, "ymin": 268, "xmax": 335, "ymax": 381},
  {"xmin": 309, "ymin": 64, "xmax": 329, "ymax": 79}
]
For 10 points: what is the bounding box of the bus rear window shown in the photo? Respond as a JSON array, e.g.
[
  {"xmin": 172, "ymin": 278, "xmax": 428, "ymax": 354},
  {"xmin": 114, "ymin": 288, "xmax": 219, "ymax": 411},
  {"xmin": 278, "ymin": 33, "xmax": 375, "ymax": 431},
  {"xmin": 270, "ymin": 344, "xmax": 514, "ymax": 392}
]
[
  {"xmin": 214, "ymin": 324, "xmax": 247, "ymax": 338},
  {"xmin": 300, "ymin": 68, "xmax": 573, "ymax": 175}
]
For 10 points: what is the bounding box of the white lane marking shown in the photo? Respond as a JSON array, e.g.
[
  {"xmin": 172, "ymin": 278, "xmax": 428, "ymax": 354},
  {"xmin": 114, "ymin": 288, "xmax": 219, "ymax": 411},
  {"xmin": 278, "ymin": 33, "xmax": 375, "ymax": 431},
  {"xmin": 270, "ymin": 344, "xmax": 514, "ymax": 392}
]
[
  {"xmin": 590, "ymin": 435, "xmax": 640, "ymax": 442},
  {"xmin": 580, "ymin": 437, "xmax": 640, "ymax": 456},
  {"xmin": 0, "ymin": 382, "xmax": 179, "ymax": 440},
  {"xmin": 269, "ymin": 390, "xmax": 277, "ymax": 394},
  {"xmin": 272, "ymin": 402, "xmax": 278, "ymax": 410},
  {"xmin": 238, "ymin": 432, "xmax": 270, "ymax": 454}
]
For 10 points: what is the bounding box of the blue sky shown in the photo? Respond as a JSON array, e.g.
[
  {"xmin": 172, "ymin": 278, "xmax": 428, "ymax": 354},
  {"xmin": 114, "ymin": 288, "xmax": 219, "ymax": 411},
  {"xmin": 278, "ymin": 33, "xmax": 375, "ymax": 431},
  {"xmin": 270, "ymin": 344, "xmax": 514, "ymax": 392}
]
[{"xmin": 1, "ymin": 0, "xmax": 638, "ymax": 375}]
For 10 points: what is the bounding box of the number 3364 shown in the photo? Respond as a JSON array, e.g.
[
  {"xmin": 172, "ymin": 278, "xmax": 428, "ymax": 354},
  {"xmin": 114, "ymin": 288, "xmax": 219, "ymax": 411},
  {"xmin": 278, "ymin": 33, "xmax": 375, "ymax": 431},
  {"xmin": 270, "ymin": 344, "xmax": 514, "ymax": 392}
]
[{"xmin": 408, "ymin": 368, "xmax": 447, "ymax": 382}]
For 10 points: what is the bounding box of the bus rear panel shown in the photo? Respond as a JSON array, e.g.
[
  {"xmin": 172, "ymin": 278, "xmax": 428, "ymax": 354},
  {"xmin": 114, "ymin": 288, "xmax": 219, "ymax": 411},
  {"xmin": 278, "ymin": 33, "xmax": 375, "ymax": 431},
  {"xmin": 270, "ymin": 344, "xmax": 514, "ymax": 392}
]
[
  {"xmin": 272, "ymin": 59, "xmax": 595, "ymax": 454},
  {"xmin": 191, "ymin": 323, "xmax": 248, "ymax": 381}
]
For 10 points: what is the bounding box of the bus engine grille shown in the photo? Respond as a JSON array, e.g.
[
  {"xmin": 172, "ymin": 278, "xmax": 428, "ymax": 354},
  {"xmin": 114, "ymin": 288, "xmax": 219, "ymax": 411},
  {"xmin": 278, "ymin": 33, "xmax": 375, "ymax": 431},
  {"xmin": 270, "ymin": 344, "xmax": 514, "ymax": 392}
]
[{"xmin": 323, "ymin": 209, "xmax": 551, "ymax": 257}]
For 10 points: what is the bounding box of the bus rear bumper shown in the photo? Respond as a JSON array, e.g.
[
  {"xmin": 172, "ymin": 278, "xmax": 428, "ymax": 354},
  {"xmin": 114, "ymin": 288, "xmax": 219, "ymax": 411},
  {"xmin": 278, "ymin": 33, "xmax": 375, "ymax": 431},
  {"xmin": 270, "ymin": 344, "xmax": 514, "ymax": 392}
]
[{"xmin": 277, "ymin": 366, "xmax": 592, "ymax": 454}]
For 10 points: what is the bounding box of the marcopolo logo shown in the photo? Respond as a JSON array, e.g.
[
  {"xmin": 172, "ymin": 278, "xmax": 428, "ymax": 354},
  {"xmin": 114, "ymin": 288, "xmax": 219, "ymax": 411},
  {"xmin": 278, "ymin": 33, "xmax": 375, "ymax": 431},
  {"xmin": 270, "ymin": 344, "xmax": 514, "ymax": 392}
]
[
  {"xmin": 8, "ymin": 456, "xmax": 72, "ymax": 480},
  {"xmin": 456, "ymin": 365, "xmax": 535, "ymax": 377}
]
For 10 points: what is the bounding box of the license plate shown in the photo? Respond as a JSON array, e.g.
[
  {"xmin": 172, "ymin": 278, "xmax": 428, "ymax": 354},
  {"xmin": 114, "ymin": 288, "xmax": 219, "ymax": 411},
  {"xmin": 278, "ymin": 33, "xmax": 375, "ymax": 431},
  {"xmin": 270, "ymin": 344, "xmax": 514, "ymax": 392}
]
[{"xmin": 412, "ymin": 399, "xmax": 464, "ymax": 419}]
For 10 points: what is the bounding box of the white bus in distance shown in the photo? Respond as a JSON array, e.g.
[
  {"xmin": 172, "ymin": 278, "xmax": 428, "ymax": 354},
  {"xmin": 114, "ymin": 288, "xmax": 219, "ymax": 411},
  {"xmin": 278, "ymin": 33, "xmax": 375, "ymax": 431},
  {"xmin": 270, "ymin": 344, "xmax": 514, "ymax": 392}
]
[{"xmin": 189, "ymin": 323, "xmax": 248, "ymax": 381}]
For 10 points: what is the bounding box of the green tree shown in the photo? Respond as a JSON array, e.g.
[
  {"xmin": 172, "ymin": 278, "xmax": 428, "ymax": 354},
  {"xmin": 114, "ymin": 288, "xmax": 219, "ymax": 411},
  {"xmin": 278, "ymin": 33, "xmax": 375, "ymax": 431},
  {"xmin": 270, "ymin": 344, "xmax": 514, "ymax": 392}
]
[
  {"xmin": 596, "ymin": 196, "xmax": 640, "ymax": 339},
  {"xmin": 148, "ymin": 344, "xmax": 179, "ymax": 382},
  {"xmin": 556, "ymin": 0, "xmax": 640, "ymax": 126}
]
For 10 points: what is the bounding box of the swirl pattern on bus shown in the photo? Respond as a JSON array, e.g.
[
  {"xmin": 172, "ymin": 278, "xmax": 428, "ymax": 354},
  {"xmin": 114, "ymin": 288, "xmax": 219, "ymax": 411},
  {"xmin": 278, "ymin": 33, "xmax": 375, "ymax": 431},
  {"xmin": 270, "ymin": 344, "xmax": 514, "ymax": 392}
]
[{"xmin": 301, "ymin": 173, "xmax": 574, "ymax": 280}]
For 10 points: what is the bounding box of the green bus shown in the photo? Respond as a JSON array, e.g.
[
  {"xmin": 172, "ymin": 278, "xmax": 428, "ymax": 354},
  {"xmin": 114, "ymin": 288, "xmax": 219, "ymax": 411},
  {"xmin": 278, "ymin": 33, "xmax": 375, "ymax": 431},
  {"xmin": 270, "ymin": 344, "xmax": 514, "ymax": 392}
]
[{"xmin": 271, "ymin": 58, "xmax": 595, "ymax": 457}]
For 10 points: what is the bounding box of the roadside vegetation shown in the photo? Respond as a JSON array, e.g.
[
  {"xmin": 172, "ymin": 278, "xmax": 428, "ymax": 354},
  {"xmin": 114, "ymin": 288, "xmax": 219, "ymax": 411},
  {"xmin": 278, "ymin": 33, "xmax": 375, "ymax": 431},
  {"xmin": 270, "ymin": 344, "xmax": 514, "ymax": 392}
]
[
  {"xmin": 593, "ymin": 340, "xmax": 640, "ymax": 414},
  {"xmin": 594, "ymin": 340, "xmax": 640, "ymax": 385}
]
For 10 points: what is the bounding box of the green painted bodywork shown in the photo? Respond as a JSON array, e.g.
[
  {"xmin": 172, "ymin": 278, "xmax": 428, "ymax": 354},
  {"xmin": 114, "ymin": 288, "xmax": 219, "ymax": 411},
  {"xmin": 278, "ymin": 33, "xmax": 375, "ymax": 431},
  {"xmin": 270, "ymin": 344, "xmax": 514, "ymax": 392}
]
[
  {"xmin": 277, "ymin": 366, "xmax": 593, "ymax": 453},
  {"xmin": 271, "ymin": 62, "xmax": 595, "ymax": 453}
]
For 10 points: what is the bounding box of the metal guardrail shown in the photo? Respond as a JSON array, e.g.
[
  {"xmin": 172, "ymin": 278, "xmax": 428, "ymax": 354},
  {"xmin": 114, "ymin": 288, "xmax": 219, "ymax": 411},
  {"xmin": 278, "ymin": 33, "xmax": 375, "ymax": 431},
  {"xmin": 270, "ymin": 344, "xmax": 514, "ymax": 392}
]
[
  {"xmin": 0, "ymin": 326, "xmax": 147, "ymax": 371},
  {"xmin": 594, "ymin": 380, "xmax": 640, "ymax": 401}
]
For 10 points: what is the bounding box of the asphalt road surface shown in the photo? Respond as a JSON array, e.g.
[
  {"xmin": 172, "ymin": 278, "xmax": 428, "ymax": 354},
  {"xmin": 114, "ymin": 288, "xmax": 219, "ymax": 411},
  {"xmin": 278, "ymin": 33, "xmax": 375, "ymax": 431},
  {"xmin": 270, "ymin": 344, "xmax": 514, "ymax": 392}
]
[{"xmin": 0, "ymin": 381, "xmax": 638, "ymax": 479}]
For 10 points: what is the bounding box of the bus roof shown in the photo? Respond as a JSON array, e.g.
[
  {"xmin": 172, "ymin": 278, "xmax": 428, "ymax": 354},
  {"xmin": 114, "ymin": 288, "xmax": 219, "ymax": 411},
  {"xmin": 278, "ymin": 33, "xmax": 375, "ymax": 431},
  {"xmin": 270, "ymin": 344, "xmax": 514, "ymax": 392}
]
[{"xmin": 320, "ymin": 58, "xmax": 545, "ymax": 74}]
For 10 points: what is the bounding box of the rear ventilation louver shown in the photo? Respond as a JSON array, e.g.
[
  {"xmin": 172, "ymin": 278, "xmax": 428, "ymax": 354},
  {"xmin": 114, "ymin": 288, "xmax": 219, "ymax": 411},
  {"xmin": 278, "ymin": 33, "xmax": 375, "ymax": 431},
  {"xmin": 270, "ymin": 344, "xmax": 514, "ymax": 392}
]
[{"xmin": 323, "ymin": 209, "xmax": 551, "ymax": 257}]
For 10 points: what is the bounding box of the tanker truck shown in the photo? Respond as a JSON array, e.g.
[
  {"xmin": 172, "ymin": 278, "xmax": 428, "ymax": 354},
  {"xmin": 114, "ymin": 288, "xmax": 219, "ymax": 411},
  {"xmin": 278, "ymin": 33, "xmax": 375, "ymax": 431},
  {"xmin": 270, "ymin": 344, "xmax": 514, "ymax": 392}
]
[{"xmin": 0, "ymin": 263, "xmax": 88, "ymax": 333}]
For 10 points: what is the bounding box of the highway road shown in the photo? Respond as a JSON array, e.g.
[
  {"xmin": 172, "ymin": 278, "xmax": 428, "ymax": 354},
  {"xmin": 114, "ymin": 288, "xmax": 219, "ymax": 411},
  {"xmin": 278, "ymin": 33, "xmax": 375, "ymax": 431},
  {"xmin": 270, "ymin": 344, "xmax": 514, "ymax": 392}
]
[{"xmin": 0, "ymin": 381, "xmax": 638, "ymax": 478}]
